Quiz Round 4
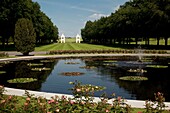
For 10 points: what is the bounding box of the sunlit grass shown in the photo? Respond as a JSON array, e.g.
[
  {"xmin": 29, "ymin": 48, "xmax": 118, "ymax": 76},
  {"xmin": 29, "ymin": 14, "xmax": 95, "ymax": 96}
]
[{"xmin": 35, "ymin": 43, "xmax": 122, "ymax": 51}]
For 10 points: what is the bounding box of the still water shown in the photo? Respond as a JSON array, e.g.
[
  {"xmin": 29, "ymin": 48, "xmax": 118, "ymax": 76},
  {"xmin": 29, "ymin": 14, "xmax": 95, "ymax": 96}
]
[{"xmin": 0, "ymin": 56, "xmax": 169, "ymax": 101}]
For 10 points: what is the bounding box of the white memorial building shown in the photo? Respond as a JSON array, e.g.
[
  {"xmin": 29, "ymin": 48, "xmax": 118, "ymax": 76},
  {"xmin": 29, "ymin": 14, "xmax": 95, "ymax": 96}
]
[
  {"xmin": 60, "ymin": 34, "xmax": 65, "ymax": 43},
  {"xmin": 76, "ymin": 34, "xmax": 81, "ymax": 43}
]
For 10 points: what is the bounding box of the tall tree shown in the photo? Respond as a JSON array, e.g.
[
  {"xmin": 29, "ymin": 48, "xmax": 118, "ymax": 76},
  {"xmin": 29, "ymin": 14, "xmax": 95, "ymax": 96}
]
[
  {"xmin": 0, "ymin": 0, "xmax": 58, "ymax": 47},
  {"xmin": 14, "ymin": 18, "xmax": 36, "ymax": 55}
]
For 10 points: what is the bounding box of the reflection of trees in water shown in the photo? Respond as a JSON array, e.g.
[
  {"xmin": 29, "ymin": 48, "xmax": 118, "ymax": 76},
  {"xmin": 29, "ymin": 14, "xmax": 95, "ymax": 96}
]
[
  {"xmin": 83, "ymin": 58, "xmax": 170, "ymax": 101},
  {"xmin": 2, "ymin": 59, "xmax": 57, "ymax": 91}
]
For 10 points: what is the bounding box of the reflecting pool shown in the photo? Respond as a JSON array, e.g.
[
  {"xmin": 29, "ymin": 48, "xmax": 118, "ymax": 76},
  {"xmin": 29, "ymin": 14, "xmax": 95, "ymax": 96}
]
[{"xmin": 0, "ymin": 56, "xmax": 170, "ymax": 101}]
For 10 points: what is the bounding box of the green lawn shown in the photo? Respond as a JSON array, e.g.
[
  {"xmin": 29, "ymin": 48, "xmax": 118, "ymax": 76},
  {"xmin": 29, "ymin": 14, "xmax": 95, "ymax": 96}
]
[
  {"xmin": 35, "ymin": 43, "xmax": 122, "ymax": 51},
  {"xmin": 1, "ymin": 38, "xmax": 170, "ymax": 51}
]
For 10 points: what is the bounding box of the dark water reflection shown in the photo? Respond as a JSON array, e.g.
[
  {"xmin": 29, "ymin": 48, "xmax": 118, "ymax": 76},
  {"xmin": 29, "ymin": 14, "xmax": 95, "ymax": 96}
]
[{"xmin": 0, "ymin": 56, "xmax": 170, "ymax": 101}]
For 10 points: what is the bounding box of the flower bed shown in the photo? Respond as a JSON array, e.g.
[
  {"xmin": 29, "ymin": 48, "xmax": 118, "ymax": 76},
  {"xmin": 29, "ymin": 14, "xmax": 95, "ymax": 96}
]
[
  {"xmin": 48, "ymin": 49, "xmax": 167, "ymax": 55},
  {"xmin": 0, "ymin": 81, "xmax": 168, "ymax": 113}
]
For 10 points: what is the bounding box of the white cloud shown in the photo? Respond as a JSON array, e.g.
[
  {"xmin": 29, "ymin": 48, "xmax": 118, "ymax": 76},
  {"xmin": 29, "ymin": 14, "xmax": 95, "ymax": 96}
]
[
  {"xmin": 70, "ymin": 6, "xmax": 99, "ymax": 13},
  {"xmin": 88, "ymin": 13, "xmax": 109, "ymax": 21},
  {"xmin": 113, "ymin": 5, "xmax": 120, "ymax": 12}
]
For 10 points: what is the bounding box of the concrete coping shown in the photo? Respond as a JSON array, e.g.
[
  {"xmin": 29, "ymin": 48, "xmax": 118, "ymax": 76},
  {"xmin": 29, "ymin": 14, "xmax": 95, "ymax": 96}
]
[{"xmin": 3, "ymin": 87, "xmax": 170, "ymax": 109}]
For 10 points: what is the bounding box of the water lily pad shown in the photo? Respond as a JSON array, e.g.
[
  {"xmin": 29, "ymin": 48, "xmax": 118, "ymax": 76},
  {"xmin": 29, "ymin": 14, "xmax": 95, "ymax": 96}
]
[
  {"xmin": 127, "ymin": 69, "xmax": 147, "ymax": 73},
  {"xmin": 103, "ymin": 60, "xmax": 117, "ymax": 63},
  {"xmin": 7, "ymin": 78, "xmax": 37, "ymax": 83},
  {"xmin": 0, "ymin": 71, "xmax": 6, "ymax": 74},
  {"xmin": 146, "ymin": 65, "xmax": 168, "ymax": 68},
  {"xmin": 102, "ymin": 63, "xmax": 117, "ymax": 67},
  {"xmin": 61, "ymin": 72, "xmax": 84, "ymax": 76},
  {"xmin": 40, "ymin": 60, "xmax": 54, "ymax": 63},
  {"xmin": 119, "ymin": 76, "xmax": 148, "ymax": 81},
  {"xmin": 79, "ymin": 66, "xmax": 96, "ymax": 69},
  {"xmin": 27, "ymin": 63, "xmax": 44, "ymax": 66},
  {"xmin": 65, "ymin": 62, "xmax": 80, "ymax": 64},
  {"xmin": 31, "ymin": 67, "xmax": 51, "ymax": 71}
]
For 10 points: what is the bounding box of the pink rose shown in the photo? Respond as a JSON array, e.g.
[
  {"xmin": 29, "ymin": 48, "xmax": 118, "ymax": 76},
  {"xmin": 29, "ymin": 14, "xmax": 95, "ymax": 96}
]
[
  {"xmin": 26, "ymin": 97, "xmax": 30, "ymax": 101},
  {"xmin": 117, "ymin": 96, "xmax": 121, "ymax": 102},
  {"xmin": 70, "ymin": 100, "xmax": 74, "ymax": 104},
  {"xmin": 8, "ymin": 95, "xmax": 12, "ymax": 100},
  {"xmin": 1, "ymin": 100, "xmax": 6, "ymax": 103},
  {"xmin": 24, "ymin": 102, "xmax": 28, "ymax": 106},
  {"xmin": 56, "ymin": 109, "xmax": 60, "ymax": 112},
  {"xmin": 76, "ymin": 88, "xmax": 81, "ymax": 92},
  {"xmin": 105, "ymin": 109, "xmax": 109, "ymax": 112}
]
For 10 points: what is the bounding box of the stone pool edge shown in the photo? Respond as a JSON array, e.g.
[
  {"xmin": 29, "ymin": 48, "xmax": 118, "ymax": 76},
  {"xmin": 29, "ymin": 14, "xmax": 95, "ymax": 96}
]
[
  {"xmin": 1, "ymin": 53, "xmax": 170, "ymax": 62},
  {"xmin": 4, "ymin": 87, "xmax": 170, "ymax": 109}
]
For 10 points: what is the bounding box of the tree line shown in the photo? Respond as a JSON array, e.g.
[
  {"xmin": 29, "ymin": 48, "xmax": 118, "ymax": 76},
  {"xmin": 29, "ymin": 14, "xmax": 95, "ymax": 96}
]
[
  {"xmin": 0, "ymin": 0, "xmax": 58, "ymax": 48},
  {"xmin": 81, "ymin": 0, "xmax": 170, "ymax": 47}
]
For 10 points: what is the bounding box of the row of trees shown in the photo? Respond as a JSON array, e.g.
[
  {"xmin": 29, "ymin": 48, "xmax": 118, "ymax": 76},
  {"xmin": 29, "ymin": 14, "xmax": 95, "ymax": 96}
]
[
  {"xmin": 0, "ymin": 0, "xmax": 58, "ymax": 47},
  {"xmin": 81, "ymin": 0, "xmax": 170, "ymax": 46}
]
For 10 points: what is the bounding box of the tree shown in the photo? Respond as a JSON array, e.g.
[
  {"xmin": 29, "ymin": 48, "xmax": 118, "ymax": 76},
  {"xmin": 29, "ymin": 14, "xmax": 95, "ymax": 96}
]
[
  {"xmin": 0, "ymin": 0, "xmax": 58, "ymax": 47},
  {"xmin": 14, "ymin": 18, "xmax": 36, "ymax": 55}
]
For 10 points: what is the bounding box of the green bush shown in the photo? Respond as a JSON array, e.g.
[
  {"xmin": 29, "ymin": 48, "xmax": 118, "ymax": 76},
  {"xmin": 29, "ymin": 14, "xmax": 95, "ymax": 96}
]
[
  {"xmin": 14, "ymin": 18, "xmax": 36, "ymax": 56},
  {"xmin": 0, "ymin": 52, "xmax": 8, "ymax": 57}
]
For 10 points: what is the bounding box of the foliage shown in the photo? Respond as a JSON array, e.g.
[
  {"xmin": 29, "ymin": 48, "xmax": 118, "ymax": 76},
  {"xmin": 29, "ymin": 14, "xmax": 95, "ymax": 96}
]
[
  {"xmin": 145, "ymin": 92, "xmax": 167, "ymax": 113},
  {"xmin": 0, "ymin": 0, "xmax": 58, "ymax": 47},
  {"xmin": 0, "ymin": 52, "xmax": 8, "ymax": 58},
  {"xmin": 0, "ymin": 83, "xmax": 169, "ymax": 113},
  {"xmin": 14, "ymin": 18, "xmax": 36, "ymax": 55},
  {"xmin": 0, "ymin": 82, "xmax": 132, "ymax": 113},
  {"xmin": 69, "ymin": 81, "xmax": 105, "ymax": 100},
  {"xmin": 81, "ymin": 0, "xmax": 170, "ymax": 46}
]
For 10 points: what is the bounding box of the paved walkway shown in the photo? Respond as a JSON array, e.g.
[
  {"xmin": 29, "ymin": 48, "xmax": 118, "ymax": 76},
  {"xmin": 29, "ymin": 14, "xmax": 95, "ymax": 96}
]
[{"xmin": 6, "ymin": 51, "xmax": 47, "ymax": 56}]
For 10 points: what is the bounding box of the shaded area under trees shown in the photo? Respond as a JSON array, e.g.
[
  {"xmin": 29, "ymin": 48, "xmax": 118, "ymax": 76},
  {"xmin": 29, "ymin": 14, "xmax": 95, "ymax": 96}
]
[
  {"xmin": 0, "ymin": 0, "xmax": 58, "ymax": 49},
  {"xmin": 81, "ymin": 0, "xmax": 170, "ymax": 49}
]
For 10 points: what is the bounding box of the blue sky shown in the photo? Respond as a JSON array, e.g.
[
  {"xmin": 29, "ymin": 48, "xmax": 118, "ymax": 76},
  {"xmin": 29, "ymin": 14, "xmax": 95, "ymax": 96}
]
[{"xmin": 33, "ymin": 0, "xmax": 129, "ymax": 37}]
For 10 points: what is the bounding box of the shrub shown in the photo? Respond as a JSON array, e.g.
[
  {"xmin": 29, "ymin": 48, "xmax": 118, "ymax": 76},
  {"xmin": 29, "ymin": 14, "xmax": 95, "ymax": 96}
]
[
  {"xmin": 145, "ymin": 92, "xmax": 167, "ymax": 113},
  {"xmin": 0, "ymin": 52, "xmax": 8, "ymax": 57},
  {"xmin": 14, "ymin": 18, "xmax": 36, "ymax": 56}
]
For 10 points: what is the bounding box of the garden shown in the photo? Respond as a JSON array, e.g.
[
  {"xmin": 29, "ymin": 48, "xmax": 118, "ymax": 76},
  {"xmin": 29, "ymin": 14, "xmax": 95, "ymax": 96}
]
[{"xmin": 0, "ymin": 81, "xmax": 169, "ymax": 113}]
